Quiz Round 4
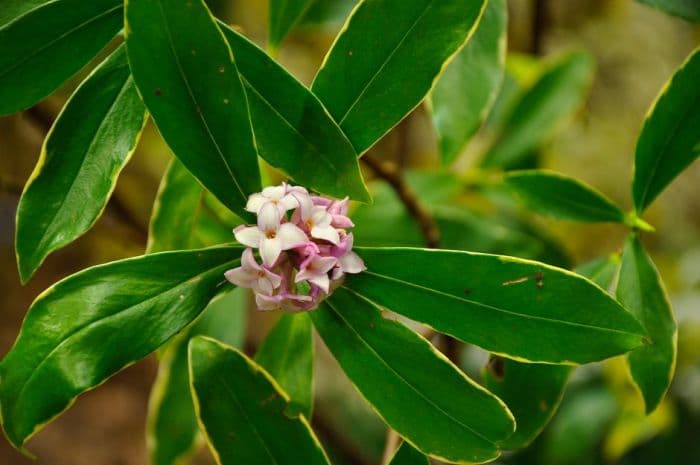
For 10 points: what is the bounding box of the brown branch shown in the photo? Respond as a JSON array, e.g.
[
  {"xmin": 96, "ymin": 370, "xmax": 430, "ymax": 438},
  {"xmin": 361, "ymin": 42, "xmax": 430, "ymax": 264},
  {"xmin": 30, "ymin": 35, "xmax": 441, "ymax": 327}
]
[{"xmin": 361, "ymin": 155, "xmax": 440, "ymax": 249}]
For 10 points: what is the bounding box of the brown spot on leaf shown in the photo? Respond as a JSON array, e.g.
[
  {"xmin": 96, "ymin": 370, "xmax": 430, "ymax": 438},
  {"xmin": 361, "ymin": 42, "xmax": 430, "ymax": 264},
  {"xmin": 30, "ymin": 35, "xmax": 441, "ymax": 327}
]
[
  {"xmin": 218, "ymin": 65, "xmax": 225, "ymax": 73},
  {"xmin": 487, "ymin": 356, "xmax": 505, "ymax": 380},
  {"xmin": 539, "ymin": 400, "xmax": 549, "ymax": 411},
  {"xmin": 154, "ymin": 88, "xmax": 162, "ymax": 96},
  {"xmin": 463, "ymin": 288, "xmax": 471, "ymax": 295}
]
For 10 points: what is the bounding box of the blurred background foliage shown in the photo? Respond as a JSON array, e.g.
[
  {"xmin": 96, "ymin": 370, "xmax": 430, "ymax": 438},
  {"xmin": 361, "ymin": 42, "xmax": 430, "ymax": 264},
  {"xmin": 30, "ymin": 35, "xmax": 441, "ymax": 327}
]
[{"xmin": 1, "ymin": 0, "xmax": 699, "ymax": 464}]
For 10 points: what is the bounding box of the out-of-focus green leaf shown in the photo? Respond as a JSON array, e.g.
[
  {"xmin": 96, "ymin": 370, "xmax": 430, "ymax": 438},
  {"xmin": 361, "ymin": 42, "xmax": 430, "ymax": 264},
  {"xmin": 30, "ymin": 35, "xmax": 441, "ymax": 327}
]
[
  {"xmin": 311, "ymin": 287, "xmax": 515, "ymax": 463},
  {"xmin": 541, "ymin": 387, "xmax": 618, "ymax": 465},
  {"xmin": 312, "ymin": 0, "xmax": 487, "ymax": 154},
  {"xmin": 345, "ymin": 247, "xmax": 645, "ymax": 363},
  {"xmin": 575, "ymin": 255, "xmax": 620, "ymax": 293},
  {"xmin": 632, "ymin": 46, "xmax": 700, "ymax": 212},
  {"xmin": 255, "ymin": 313, "xmax": 314, "ymax": 419},
  {"xmin": 351, "ymin": 178, "xmax": 569, "ymax": 266},
  {"xmin": 617, "ymin": 235, "xmax": 677, "ymax": 413},
  {"xmin": 220, "ymin": 25, "xmax": 370, "ymax": 202},
  {"xmin": 15, "ymin": 45, "xmax": 147, "ymax": 283},
  {"xmin": 481, "ymin": 51, "xmax": 594, "ymax": 169},
  {"xmin": 268, "ymin": 0, "xmax": 314, "ymax": 52},
  {"xmin": 505, "ymin": 169, "xmax": 625, "ymax": 224},
  {"xmin": 0, "ymin": 246, "xmax": 241, "ymax": 450},
  {"xmin": 388, "ymin": 442, "xmax": 429, "ymax": 465},
  {"xmin": 300, "ymin": 0, "xmax": 358, "ymax": 29},
  {"xmin": 0, "ymin": 0, "xmax": 123, "ymax": 115},
  {"xmin": 188, "ymin": 337, "xmax": 331, "ymax": 465},
  {"xmin": 147, "ymin": 288, "xmax": 247, "ymax": 465},
  {"xmin": 148, "ymin": 159, "xmax": 206, "ymax": 254},
  {"xmin": 125, "ymin": 0, "xmax": 260, "ymax": 219},
  {"xmin": 430, "ymin": 0, "xmax": 507, "ymax": 164},
  {"xmin": 483, "ymin": 356, "xmax": 571, "ymax": 450},
  {"xmin": 637, "ymin": 0, "xmax": 700, "ymax": 21}
]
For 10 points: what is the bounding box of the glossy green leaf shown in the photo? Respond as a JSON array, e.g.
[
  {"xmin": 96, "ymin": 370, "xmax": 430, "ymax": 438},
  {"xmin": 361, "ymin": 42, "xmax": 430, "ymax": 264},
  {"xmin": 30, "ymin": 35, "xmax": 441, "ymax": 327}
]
[
  {"xmin": 268, "ymin": 0, "xmax": 314, "ymax": 52},
  {"xmin": 312, "ymin": 287, "xmax": 515, "ymax": 463},
  {"xmin": 479, "ymin": 249, "xmax": 623, "ymax": 450},
  {"xmin": 219, "ymin": 25, "xmax": 370, "ymax": 202},
  {"xmin": 388, "ymin": 442, "xmax": 429, "ymax": 465},
  {"xmin": 617, "ymin": 235, "xmax": 677, "ymax": 413},
  {"xmin": 188, "ymin": 336, "xmax": 331, "ymax": 465},
  {"xmin": 481, "ymin": 51, "xmax": 594, "ymax": 169},
  {"xmin": 430, "ymin": 0, "xmax": 507, "ymax": 164},
  {"xmin": 632, "ymin": 46, "xmax": 700, "ymax": 212},
  {"xmin": 0, "ymin": 245, "xmax": 242, "ymax": 449},
  {"xmin": 15, "ymin": 45, "xmax": 147, "ymax": 283},
  {"xmin": 125, "ymin": 0, "xmax": 260, "ymax": 219},
  {"xmin": 300, "ymin": 0, "xmax": 358, "ymax": 29},
  {"xmin": 0, "ymin": 0, "xmax": 123, "ymax": 115},
  {"xmin": 637, "ymin": 0, "xmax": 700, "ymax": 21},
  {"xmin": 483, "ymin": 357, "xmax": 571, "ymax": 449},
  {"xmin": 312, "ymin": 0, "xmax": 487, "ymax": 154},
  {"xmin": 345, "ymin": 247, "xmax": 645, "ymax": 364},
  {"xmin": 505, "ymin": 169, "xmax": 625, "ymax": 223},
  {"xmin": 255, "ymin": 313, "xmax": 314, "ymax": 419},
  {"xmin": 147, "ymin": 288, "xmax": 247, "ymax": 465}
]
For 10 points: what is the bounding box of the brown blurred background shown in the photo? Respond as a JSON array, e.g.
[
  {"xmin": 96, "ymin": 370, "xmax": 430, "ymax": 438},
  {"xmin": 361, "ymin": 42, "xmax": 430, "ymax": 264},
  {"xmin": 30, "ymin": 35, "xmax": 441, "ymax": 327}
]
[{"xmin": 1, "ymin": 0, "xmax": 699, "ymax": 464}]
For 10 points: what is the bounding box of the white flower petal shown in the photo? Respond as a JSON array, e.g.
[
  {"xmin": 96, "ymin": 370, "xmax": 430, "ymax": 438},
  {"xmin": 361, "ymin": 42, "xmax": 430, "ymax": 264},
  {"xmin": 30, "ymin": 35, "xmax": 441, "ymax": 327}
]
[
  {"xmin": 311, "ymin": 207, "xmax": 332, "ymax": 227},
  {"xmin": 241, "ymin": 248, "xmax": 260, "ymax": 271},
  {"xmin": 255, "ymin": 293, "xmax": 280, "ymax": 311},
  {"xmin": 256, "ymin": 276, "xmax": 275, "ymax": 295},
  {"xmin": 258, "ymin": 202, "xmax": 281, "ymax": 232},
  {"xmin": 225, "ymin": 267, "xmax": 255, "ymax": 288},
  {"xmin": 245, "ymin": 193, "xmax": 268, "ymax": 213},
  {"xmin": 277, "ymin": 223, "xmax": 308, "ymax": 249},
  {"xmin": 311, "ymin": 224, "xmax": 339, "ymax": 244},
  {"xmin": 339, "ymin": 251, "xmax": 366, "ymax": 273},
  {"xmin": 262, "ymin": 185, "xmax": 285, "ymax": 200},
  {"xmin": 260, "ymin": 236, "xmax": 282, "ymax": 266},
  {"xmin": 234, "ymin": 226, "xmax": 262, "ymax": 248},
  {"xmin": 308, "ymin": 273, "xmax": 330, "ymax": 293},
  {"xmin": 279, "ymin": 194, "xmax": 300, "ymax": 211},
  {"xmin": 264, "ymin": 269, "xmax": 282, "ymax": 289},
  {"xmin": 315, "ymin": 256, "xmax": 338, "ymax": 274}
]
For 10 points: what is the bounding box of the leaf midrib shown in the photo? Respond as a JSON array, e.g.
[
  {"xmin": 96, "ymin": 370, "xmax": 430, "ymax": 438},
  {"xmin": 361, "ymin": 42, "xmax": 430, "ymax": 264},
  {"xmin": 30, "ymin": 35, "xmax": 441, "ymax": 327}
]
[
  {"xmin": 8, "ymin": 259, "xmax": 238, "ymax": 428},
  {"xmin": 0, "ymin": 4, "xmax": 122, "ymax": 80},
  {"xmin": 359, "ymin": 270, "xmax": 641, "ymax": 337},
  {"xmin": 324, "ymin": 295, "xmax": 496, "ymax": 445},
  {"xmin": 32, "ymin": 74, "xmax": 134, "ymax": 259},
  {"xmin": 327, "ymin": 1, "xmax": 436, "ymax": 126},
  {"xmin": 152, "ymin": 0, "xmax": 246, "ymax": 203}
]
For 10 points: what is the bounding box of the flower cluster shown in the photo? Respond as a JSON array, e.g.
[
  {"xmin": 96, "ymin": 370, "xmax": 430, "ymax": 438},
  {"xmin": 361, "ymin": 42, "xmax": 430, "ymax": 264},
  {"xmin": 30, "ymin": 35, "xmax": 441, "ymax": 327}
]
[{"xmin": 225, "ymin": 184, "xmax": 366, "ymax": 311}]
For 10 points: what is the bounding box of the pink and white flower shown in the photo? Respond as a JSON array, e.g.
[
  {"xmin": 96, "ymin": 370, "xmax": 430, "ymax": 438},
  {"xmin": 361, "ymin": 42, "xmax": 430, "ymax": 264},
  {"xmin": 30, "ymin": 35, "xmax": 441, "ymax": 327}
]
[
  {"xmin": 234, "ymin": 202, "xmax": 307, "ymax": 266},
  {"xmin": 226, "ymin": 183, "xmax": 366, "ymax": 312}
]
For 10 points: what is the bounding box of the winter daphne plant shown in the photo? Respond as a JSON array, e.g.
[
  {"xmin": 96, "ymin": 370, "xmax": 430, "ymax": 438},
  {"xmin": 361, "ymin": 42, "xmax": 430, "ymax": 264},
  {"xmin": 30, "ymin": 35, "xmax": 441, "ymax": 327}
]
[{"xmin": 1, "ymin": 0, "xmax": 698, "ymax": 464}]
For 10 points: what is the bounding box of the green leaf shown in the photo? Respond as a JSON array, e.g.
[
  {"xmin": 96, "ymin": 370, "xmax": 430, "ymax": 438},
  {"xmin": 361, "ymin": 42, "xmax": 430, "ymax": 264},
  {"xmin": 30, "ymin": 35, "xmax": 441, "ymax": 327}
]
[
  {"xmin": 311, "ymin": 287, "xmax": 515, "ymax": 463},
  {"xmin": 0, "ymin": 245, "xmax": 242, "ymax": 449},
  {"xmin": 268, "ymin": 0, "xmax": 314, "ymax": 52},
  {"xmin": 125, "ymin": 0, "xmax": 260, "ymax": 219},
  {"xmin": 575, "ymin": 255, "xmax": 620, "ymax": 292},
  {"xmin": 15, "ymin": 45, "xmax": 147, "ymax": 283},
  {"xmin": 388, "ymin": 442, "xmax": 429, "ymax": 465},
  {"xmin": 0, "ymin": 0, "xmax": 123, "ymax": 116},
  {"xmin": 637, "ymin": 0, "xmax": 700, "ymax": 22},
  {"xmin": 504, "ymin": 169, "xmax": 626, "ymax": 224},
  {"xmin": 483, "ymin": 356, "xmax": 572, "ymax": 449},
  {"xmin": 351, "ymin": 175, "xmax": 570, "ymax": 266},
  {"xmin": 429, "ymin": 0, "xmax": 507, "ymax": 164},
  {"xmin": 255, "ymin": 313, "xmax": 314, "ymax": 419},
  {"xmin": 188, "ymin": 336, "xmax": 331, "ymax": 465},
  {"xmin": 148, "ymin": 158, "xmax": 207, "ymax": 253},
  {"xmin": 345, "ymin": 247, "xmax": 645, "ymax": 364},
  {"xmin": 617, "ymin": 235, "xmax": 677, "ymax": 413},
  {"xmin": 481, "ymin": 51, "xmax": 594, "ymax": 169},
  {"xmin": 147, "ymin": 288, "xmax": 247, "ymax": 465},
  {"xmin": 219, "ymin": 25, "xmax": 370, "ymax": 202},
  {"xmin": 632, "ymin": 46, "xmax": 700, "ymax": 212},
  {"xmin": 312, "ymin": 0, "xmax": 487, "ymax": 154}
]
